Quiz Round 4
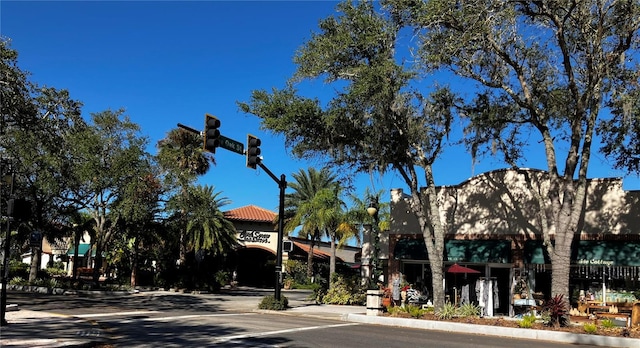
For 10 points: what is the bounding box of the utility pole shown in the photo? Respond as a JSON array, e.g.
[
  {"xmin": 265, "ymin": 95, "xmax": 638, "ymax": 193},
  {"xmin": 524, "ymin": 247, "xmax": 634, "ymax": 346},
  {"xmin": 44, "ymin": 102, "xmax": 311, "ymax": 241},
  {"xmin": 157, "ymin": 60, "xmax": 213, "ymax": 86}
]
[{"xmin": 256, "ymin": 163, "xmax": 286, "ymax": 301}]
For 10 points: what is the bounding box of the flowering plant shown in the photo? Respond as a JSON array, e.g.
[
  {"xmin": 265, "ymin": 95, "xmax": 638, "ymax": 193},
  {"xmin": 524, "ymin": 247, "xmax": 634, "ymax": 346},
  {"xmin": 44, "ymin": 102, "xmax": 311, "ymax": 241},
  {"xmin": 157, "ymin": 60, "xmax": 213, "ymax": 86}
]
[{"xmin": 382, "ymin": 287, "xmax": 391, "ymax": 298}]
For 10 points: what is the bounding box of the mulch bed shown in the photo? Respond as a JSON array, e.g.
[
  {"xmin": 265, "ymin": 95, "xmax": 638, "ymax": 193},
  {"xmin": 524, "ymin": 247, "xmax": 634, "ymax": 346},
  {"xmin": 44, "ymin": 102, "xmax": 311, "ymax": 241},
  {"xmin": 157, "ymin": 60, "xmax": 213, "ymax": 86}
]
[{"xmin": 383, "ymin": 311, "xmax": 640, "ymax": 339}]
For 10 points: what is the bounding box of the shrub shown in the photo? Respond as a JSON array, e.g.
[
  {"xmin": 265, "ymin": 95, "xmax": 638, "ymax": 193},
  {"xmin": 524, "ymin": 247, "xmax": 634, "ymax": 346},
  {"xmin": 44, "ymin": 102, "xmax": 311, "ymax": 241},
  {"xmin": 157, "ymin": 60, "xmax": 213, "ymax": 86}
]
[
  {"xmin": 44, "ymin": 266, "xmax": 67, "ymax": 278},
  {"xmin": 404, "ymin": 304, "xmax": 426, "ymax": 319},
  {"xmin": 32, "ymin": 278, "xmax": 58, "ymax": 288},
  {"xmin": 285, "ymin": 260, "xmax": 310, "ymax": 286},
  {"xmin": 8, "ymin": 260, "xmax": 28, "ymax": 279},
  {"xmin": 258, "ymin": 295, "xmax": 289, "ymax": 310},
  {"xmin": 386, "ymin": 305, "xmax": 405, "ymax": 316},
  {"xmin": 9, "ymin": 276, "xmax": 27, "ymax": 286},
  {"xmin": 214, "ymin": 270, "xmax": 230, "ymax": 287},
  {"xmin": 436, "ymin": 302, "xmax": 457, "ymax": 320},
  {"xmin": 600, "ymin": 319, "xmax": 616, "ymax": 329},
  {"xmin": 583, "ymin": 323, "xmax": 597, "ymax": 334},
  {"xmin": 518, "ymin": 314, "xmax": 536, "ymax": 328},
  {"xmin": 456, "ymin": 303, "xmax": 481, "ymax": 317},
  {"xmin": 321, "ymin": 273, "xmax": 366, "ymax": 305},
  {"xmin": 542, "ymin": 294, "xmax": 569, "ymax": 327}
]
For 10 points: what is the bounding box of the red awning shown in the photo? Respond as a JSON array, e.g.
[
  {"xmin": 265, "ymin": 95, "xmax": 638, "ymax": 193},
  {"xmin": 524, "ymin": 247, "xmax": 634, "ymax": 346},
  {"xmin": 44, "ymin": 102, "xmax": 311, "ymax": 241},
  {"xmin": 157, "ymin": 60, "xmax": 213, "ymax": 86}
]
[{"xmin": 446, "ymin": 263, "xmax": 480, "ymax": 274}]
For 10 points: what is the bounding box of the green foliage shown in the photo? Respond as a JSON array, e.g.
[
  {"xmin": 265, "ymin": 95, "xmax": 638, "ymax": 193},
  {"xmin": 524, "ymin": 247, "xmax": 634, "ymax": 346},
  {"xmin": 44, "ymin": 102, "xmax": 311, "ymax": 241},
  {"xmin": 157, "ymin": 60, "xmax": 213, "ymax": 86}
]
[
  {"xmin": 214, "ymin": 270, "xmax": 230, "ymax": 286},
  {"xmin": 518, "ymin": 314, "xmax": 537, "ymax": 328},
  {"xmin": 184, "ymin": 184, "xmax": 237, "ymax": 255},
  {"xmin": 9, "ymin": 277, "xmax": 27, "ymax": 286},
  {"xmin": 44, "ymin": 266, "xmax": 67, "ymax": 278},
  {"xmin": 542, "ymin": 294, "xmax": 569, "ymax": 327},
  {"xmin": 405, "ymin": 304, "xmax": 426, "ymax": 319},
  {"xmin": 456, "ymin": 303, "xmax": 481, "ymax": 317},
  {"xmin": 436, "ymin": 302, "xmax": 457, "ymax": 320},
  {"xmin": 285, "ymin": 260, "xmax": 310, "ymax": 286},
  {"xmin": 11, "ymin": 278, "xmax": 60, "ymax": 288},
  {"xmin": 8, "ymin": 260, "xmax": 28, "ymax": 279},
  {"xmin": 386, "ymin": 305, "xmax": 405, "ymax": 316},
  {"xmin": 258, "ymin": 295, "xmax": 289, "ymax": 311},
  {"xmin": 600, "ymin": 319, "xmax": 616, "ymax": 329},
  {"xmin": 583, "ymin": 323, "xmax": 598, "ymax": 334},
  {"xmin": 321, "ymin": 273, "xmax": 366, "ymax": 305}
]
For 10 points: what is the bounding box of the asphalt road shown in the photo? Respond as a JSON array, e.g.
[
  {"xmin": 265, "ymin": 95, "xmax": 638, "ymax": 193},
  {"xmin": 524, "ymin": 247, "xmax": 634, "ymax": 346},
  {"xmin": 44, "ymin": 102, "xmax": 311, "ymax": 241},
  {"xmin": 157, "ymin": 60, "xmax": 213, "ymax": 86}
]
[{"xmin": 6, "ymin": 290, "xmax": 604, "ymax": 348}]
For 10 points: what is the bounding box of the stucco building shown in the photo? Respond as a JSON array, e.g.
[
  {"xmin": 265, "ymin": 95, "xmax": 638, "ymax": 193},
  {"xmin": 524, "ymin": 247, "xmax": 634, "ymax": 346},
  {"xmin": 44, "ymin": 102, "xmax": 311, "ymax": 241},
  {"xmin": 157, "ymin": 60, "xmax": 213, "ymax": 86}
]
[
  {"xmin": 382, "ymin": 168, "xmax": 640, "ymax": 316},
  {"xmin": 223, "ymin": 205, "xmax": 360, "ymax": 287}
]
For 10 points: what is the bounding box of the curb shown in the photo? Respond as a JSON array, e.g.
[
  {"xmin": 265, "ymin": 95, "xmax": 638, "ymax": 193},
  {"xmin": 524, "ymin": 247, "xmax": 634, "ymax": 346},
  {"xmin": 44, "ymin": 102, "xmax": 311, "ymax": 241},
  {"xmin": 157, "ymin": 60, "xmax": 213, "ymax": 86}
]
[
  {"xmin": 344, "ymin": 313, "xmax": 639, "ymax": 348},
  {"xmin": 4, "ymin": 284, "xmax": 136, "ymax": 297}
]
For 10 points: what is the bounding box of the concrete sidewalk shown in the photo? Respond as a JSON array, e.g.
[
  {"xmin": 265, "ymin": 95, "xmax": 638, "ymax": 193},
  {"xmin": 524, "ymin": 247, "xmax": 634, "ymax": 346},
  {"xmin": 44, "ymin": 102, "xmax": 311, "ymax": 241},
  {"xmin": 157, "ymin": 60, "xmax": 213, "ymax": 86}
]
[
  {"xmin": 1, "ymin": 289, "xmax": 638, "ymax": 348},
  {"xmin": 1, "ymin": 308, "xmax": 106, "ymax": 347}
]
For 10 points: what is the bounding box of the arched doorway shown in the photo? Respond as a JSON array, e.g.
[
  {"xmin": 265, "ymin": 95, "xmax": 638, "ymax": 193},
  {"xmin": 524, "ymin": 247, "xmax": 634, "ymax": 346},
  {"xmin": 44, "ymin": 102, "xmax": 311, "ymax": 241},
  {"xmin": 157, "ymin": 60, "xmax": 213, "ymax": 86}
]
[{"xmin": 235, "ymin": 247, "xmax": 275, "ymax": 288}]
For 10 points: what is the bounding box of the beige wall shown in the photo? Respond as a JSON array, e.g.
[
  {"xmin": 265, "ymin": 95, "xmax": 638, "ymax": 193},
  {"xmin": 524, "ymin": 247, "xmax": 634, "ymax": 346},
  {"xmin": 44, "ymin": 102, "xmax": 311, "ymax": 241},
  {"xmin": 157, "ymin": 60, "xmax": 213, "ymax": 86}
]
[{"xmin": 390, "ymin": 168, "xmax": 640, "ymax": 239}]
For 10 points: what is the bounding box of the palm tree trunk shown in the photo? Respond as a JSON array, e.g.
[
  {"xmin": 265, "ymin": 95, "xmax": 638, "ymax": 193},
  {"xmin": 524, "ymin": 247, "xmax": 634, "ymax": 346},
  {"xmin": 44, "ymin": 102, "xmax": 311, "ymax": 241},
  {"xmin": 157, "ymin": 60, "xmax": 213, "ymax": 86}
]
[
  {"xmin": 329, "ymin": 235, "xmax": 336, "ymax": 282},
  {"xmin": 307, "ymin": 239, "xmax": 315, "ymax": 279}
]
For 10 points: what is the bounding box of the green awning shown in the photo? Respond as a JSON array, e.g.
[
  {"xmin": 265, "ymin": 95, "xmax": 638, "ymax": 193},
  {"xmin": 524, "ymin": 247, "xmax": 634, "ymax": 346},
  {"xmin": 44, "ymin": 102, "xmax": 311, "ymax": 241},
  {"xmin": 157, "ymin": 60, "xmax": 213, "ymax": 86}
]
[
  {"xmin": 67, "ymin": 243, "xmax": 92, "ymax": 257},
  {"xmin": 524, "ymin": 240, "xmax": 640, "ymax": 266},
  {"xmin": 575, "ymin": 241, "xmax": 640, "ymax": 266},
  {"xmin": 393, "ymin": 239, "xmax": 511, "ymax": 263},
  {"xmin": 524, "ymin": 241, "xmax": 550, "ymax": 265},
  {"xmin": 445, "ymin": 240, "xmax": 511, "ymax": 263},
  {"xmin": 393, "ymin": 238, "xmax": 428, "ymax": 260}
]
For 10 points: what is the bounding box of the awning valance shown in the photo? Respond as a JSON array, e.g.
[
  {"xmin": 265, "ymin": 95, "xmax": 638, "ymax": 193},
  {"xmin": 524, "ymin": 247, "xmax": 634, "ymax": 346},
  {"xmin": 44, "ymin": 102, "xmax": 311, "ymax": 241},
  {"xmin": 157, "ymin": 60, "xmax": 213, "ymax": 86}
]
[
  {"xmin": 67, "ymin": 243, "xmax": 93, "ymax": 257},
  {"xmin": 393, "ymin": 239, "xmax": 511, "ymax": 263},
  {"xmin": 524, "ymin": 240, "xmax": 640, "ymax": 266}
]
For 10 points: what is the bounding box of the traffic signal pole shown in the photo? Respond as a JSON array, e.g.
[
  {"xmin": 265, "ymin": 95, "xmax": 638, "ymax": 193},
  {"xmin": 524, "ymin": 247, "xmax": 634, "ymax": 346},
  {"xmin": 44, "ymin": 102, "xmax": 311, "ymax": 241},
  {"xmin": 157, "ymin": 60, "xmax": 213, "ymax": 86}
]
[
  {"xmin": 178, "ymin": 119, "xmax": 286, "ymax": 300},
  {"xmin": 256, "ymin": 162, "xmax": 287, "ymax": 301}
]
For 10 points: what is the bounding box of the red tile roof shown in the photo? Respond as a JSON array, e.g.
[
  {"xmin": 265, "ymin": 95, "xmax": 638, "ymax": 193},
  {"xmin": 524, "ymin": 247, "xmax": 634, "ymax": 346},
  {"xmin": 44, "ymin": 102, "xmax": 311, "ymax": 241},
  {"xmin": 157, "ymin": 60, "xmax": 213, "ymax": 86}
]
[
  {"xmin": 292, "ymin": 241, "xmax": 343, "ymax": 262},
  {"xmin": 224, "ymin": 205, "xmax": 277, "ymax": 223}
]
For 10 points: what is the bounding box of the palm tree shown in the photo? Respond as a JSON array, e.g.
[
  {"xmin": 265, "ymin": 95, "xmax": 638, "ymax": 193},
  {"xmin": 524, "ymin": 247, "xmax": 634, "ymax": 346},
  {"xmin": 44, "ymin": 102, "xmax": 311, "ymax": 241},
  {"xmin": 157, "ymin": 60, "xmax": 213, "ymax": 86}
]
[
  {"xmin": 346, "ymin": 188, "xmax": 389, "ymax": 285},
  {"xmin": 156, "ymin": 128, "xmax": 212, "ymax": 265},
  {"xmin": 307, "ymin": 185, "xmax": 359, "ymax": 282},
  {"xmin": 347, "ymin": 187, "xmax": 390, "ymax": 237},
  {"xmin": 283, "ymin": 167, "xmax": 338, "ymax": 279},
  {"xmin": 184, "ymin": 184, "xmax": 237, "ymax": 255},
  {"xmin": 66, "ymin": 211, "xmax": 95, "ymax": 280}
]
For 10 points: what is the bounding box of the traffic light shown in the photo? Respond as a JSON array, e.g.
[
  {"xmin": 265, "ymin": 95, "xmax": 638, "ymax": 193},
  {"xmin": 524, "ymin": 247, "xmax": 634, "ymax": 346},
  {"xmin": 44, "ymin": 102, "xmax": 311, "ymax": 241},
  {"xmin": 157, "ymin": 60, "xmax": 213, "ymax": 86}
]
[
  {"xmin": 7, "ymin": 198, "xmax": 31, "ymax": 221},
  {"xmin": 204, "ymin": 114, "xmax": 221, "ymax": 153},
  {"xmin": 246, "ymin": 134, "xmax": 261, "ymax": 169}
]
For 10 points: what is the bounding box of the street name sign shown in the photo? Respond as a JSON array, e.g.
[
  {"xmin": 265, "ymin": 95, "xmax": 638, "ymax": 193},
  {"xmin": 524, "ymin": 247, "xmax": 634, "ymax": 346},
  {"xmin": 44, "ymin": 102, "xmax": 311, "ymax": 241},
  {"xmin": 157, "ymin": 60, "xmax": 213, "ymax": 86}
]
[{"xmin": 219, "ymin": 135, "xmax": 244, "ymax": 155}]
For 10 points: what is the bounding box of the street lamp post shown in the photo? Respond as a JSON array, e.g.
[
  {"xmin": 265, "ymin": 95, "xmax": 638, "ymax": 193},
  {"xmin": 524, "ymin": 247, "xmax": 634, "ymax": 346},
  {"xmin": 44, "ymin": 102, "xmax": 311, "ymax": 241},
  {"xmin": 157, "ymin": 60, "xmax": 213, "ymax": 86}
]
[
  {"xmin": 0, "ymin": 160, "xmax": 14, "ymax": 326},
  {"xmin": 367, "ymin": 197, "xmax": 380, "ymax": 287}
]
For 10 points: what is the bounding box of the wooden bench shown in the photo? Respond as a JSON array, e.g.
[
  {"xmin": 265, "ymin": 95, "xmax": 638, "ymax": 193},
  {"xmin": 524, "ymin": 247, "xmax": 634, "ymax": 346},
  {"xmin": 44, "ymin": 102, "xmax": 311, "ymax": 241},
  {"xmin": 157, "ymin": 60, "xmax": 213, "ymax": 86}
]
[{"xmin": 594, "ymin": 312, "xmax": 632, "ymax": 327}]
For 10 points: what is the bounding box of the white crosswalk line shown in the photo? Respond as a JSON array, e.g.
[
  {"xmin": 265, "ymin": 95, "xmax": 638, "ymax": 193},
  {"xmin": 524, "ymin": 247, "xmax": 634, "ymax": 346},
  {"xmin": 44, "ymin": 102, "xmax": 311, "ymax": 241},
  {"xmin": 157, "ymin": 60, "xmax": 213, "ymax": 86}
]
[{"xmin": 214, "ymin": 323, "xmax": 361, "ymax": 343}]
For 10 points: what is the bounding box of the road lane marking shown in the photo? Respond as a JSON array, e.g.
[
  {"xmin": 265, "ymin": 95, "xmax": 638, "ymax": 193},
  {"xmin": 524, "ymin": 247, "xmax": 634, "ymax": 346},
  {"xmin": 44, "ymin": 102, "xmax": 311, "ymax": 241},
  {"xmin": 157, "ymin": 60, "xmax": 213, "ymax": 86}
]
[
  {"xmin": 214, "ymin": 323, "xmax": 361, "ymax": 343},
  {"xmin": 111, "ymin": 312, "xmax": 257, "ymax": 323},
  {"xmin": 75, "ymin": 311, "xmax": 158, "ymax": 318}
]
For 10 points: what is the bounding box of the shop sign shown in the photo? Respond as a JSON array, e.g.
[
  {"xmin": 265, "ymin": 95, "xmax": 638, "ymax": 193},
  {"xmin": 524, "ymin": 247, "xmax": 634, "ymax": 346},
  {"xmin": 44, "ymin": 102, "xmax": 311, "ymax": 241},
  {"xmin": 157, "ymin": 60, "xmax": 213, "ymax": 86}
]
[
  {"xmin": 577, "ymin": 259, "xmax": 614, "ymax": 266},
  {"xmin": 239, "ymin": 230, "xmax": 271, "ymax": 244}
]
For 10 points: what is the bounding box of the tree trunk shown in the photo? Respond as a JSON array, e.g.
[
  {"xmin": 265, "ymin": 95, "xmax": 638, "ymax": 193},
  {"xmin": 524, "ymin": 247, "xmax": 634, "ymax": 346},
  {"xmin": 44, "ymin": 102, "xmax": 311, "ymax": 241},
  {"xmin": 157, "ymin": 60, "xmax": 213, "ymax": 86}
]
[
  {"xmin": 72, "ymin": 230, "xmax": 81, "ymax": 279},
  {"xmin": 415, "ymin": 166, "xmax": 447, "ymax": 310},
  {"xmin": 329, "ymin": 235, "xmax": 336, "ymax": 283},
  {"xmin": 92, "ymin": 243, "xmax": 103, "ymax": 284},
  {"xmin": 130, "ymin": 238, "xmax": 138, "ymax": 288},
  {"xmin": 307, "ymin": 239, "xmax": 315, "ymax": 279},
  {"xmin": 28, "ymin": 246, "xmax": 41, "ymax": 282}
]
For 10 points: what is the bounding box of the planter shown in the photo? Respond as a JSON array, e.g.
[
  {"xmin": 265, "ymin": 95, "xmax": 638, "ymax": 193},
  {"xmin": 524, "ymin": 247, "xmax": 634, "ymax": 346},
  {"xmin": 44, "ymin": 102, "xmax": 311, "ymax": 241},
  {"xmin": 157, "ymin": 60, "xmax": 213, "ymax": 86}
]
[
  {"xmin": 382, "ymin": 297, "xmax": 392, "ymax": 308},
  {"xmin": 366, "ymin": 289, "xmax": 384, "ymax": 316}
]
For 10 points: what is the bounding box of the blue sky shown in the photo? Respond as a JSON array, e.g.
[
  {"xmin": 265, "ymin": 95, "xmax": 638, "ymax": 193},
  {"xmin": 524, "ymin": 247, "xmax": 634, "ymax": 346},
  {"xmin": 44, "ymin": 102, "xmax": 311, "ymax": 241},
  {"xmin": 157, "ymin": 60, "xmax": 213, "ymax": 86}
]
[{"xmin": 3, "ymin": 1, "xmax": 639, "ymax": 213}]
